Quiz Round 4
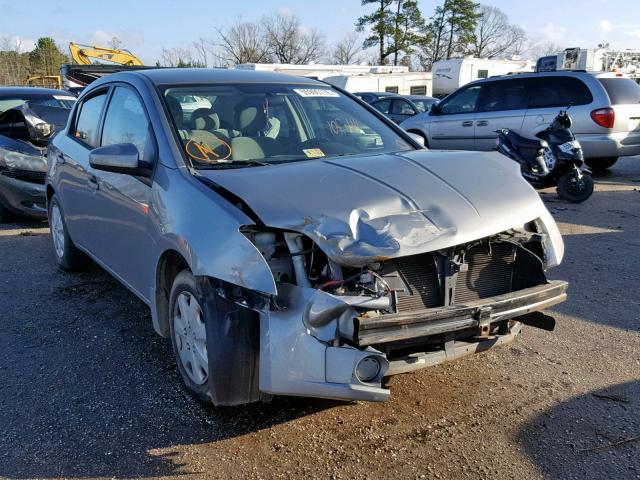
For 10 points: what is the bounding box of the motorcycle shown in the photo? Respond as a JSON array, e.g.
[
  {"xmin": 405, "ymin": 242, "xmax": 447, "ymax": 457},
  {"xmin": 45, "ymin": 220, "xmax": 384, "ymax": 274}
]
[{"xmin": 495, "ymin": 108, "xmax": 594, "ymax": 203}]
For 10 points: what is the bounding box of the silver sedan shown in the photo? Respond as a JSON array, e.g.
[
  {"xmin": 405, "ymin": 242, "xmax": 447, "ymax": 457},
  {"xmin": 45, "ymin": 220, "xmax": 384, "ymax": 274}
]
[{"xmin": 46, "ymin": 68, "xmax": 567, "ymax": 406}]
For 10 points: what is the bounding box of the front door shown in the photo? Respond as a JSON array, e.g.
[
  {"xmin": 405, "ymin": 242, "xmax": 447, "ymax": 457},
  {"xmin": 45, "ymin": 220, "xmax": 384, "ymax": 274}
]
[
  {"xmin": 88, "ymin": 85, "xmax": 157, "ymax": 300},
  {"xmin": 429, "ymin": 84, "xmax": 482, "ymax": 150}
]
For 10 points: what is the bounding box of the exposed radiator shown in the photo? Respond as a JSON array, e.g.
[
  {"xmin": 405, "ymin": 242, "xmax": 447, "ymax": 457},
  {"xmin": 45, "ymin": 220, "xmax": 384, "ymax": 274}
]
[
  {"xmin": 390, "ymin": 242, "xmax": 522, "ymax": 313},
  {"xmin": 454, "ymin": 243, "xmax": 516, "ymax": 303}
]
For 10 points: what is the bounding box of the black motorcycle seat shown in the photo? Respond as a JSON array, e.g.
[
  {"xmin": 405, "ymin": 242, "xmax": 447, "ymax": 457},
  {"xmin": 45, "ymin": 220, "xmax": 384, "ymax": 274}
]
[{"xmin": 505, "ymin": 130, "xmax": 547, "ymax": 149}]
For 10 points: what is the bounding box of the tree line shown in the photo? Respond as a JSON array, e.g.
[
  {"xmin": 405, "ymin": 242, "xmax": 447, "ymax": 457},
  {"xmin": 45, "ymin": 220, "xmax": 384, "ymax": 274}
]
[{"xmin": 0, "ymin": 37, "xmax": 68, "ymax": 86}]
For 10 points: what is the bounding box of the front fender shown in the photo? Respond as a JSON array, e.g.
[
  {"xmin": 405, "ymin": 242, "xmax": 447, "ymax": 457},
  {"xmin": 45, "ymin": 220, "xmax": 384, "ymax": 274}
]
[{"xmin": 152, "ymin": 166, "xmax": 276, "ymax": 296}]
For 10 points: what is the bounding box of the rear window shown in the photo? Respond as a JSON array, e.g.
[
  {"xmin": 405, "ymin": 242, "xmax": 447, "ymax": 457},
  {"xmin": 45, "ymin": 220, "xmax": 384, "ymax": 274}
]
[
  {"xmin": 526, "ymin": 77, "xmax": 593, "ymax": 108},
  {"xmin": 598, "ymin": 78, "xmax": 640, "ymax": 105},
  {"xmin": 73, "ymin": 92, "xmax": 108, "ymax": 148}
]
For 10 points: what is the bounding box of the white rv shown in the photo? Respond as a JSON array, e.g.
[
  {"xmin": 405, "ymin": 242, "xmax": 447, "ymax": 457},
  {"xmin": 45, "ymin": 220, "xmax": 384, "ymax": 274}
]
[
  {"xmin": 323, "ymin": 72, "xmax": 433, "ymax": 96},
  {"xmin": 235, "ymin": 63, "xmax": 409, "ymax": 81},
  {"xmin": 432, "ymin": 58, "xmax": 534, "ymax": 97}
]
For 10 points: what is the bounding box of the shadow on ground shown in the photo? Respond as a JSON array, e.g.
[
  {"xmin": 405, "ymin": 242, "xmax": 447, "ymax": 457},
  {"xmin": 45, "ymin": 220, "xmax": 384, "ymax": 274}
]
[
  {"xmin": 518, "ymin": 380, "xmax": 640, "ymax": 479},
  {"xmin": 0, "ymin": 227, "xmax": 341, "ymax": 479}
]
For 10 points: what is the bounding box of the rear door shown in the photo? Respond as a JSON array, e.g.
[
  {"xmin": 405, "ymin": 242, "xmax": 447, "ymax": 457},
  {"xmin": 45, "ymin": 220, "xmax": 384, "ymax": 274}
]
[
  {"xmin": 521, "ymin": 76, "xmax": 594, "ymax": 136},
  {"xmin": 429, "ymin": 83, "xmax": 482, "ymax": 150},
  {"xmin": 474, "ymin": 78, "xmax": 528, "ymax": 150},
  {"xmin": 57, "ymin": 89, "xmax": 110, "ymax": 248},
  {"xmin": 88, "ymin": 85, "xmax": 157, "ymax": 299},
  {"xmin": 597, "ymin": 77, "xmax": 640, "ymax": 148}
]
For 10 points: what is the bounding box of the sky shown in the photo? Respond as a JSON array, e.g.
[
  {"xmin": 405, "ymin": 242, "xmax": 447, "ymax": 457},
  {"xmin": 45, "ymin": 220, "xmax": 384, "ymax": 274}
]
[{"xmin": 1, "ymin": 0, "xmax": 639, "ymax": 64}]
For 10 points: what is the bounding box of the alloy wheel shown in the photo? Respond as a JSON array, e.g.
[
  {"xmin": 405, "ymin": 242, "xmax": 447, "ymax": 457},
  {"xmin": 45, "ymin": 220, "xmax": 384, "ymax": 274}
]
[{"xmin": 172, "ymin": 291, "xmax": 208, "ymax": 385}]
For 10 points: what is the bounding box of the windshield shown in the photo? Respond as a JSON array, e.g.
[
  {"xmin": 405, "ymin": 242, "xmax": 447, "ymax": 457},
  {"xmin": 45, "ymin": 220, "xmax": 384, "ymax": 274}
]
[
  {"xmin": 163, "ymin": 84, "xmax": 414, "ymax": 168},
  {"xmin": 0, "ymin": 94, "xmax": 76, "ymax": 114}
]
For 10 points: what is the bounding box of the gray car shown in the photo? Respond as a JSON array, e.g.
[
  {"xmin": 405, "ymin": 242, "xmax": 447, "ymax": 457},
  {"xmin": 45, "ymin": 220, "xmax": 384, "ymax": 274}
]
[
  {"xmin": 46, "ymin": 68, "xmax": 567, "ymax": 405},
  {"xmin": 400, "ymin": 71, "xmax": 640, "ymax": 171}
]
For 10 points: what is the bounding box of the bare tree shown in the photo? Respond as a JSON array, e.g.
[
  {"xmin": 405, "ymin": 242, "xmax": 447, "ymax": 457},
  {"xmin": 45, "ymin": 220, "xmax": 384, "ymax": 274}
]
[
  {"xmin": 0, "ymin": 37, "xmax": 30, "ymax": 85},
  {"xmin": 213, "ymin": 19, "xmax": 271, "ymax": 65},
  {"xmin": 467, "ymin": 5, "xmax": 526, "ymax": 58},
  {"xmin": 262, "ymin": 13, "xmax": 326, "ymax": 64},
  {"xmin": 192, "ymin": 37, "xmax": 209, "ymax": 67},
  {"xmin": 109, "ymin": 36, "xmax": 123, "ymax": 50},
  {"xmin": 331, "ymin": 33, "xmax": 363, "ymax": 65},
  {"xmin": 526, "ymin": 40, "xmax": 563, "ymax": 61},
  {"xmin": 159, "ymin": 46, "xmax": 205, "ymax": 67}
]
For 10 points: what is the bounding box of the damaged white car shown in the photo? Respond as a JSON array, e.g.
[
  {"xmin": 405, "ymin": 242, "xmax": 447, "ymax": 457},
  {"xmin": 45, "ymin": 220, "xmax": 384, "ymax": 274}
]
[{"xmin": 46, "ymin": 69, "xmax": 568, "ymax": 405}]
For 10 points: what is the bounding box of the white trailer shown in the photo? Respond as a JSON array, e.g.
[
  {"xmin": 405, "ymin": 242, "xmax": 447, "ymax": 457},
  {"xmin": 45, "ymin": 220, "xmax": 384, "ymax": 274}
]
[
  {"xmin": 432, "ymin": 58, "xmax": 534, "ymax": 97},
  {"xmin": 235, "ymin": 63, "xmax": 409, "ymax": 80},
  {"xmin": 323, "ymin": 72, "xmax": 433, "ymax": 96}
]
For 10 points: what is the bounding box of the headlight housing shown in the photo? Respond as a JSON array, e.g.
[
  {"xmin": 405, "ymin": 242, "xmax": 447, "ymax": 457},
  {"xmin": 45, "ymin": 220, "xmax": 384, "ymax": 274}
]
[{"xmin": 0, "ymin": 148, "xmax": 47, "ymax": 173}]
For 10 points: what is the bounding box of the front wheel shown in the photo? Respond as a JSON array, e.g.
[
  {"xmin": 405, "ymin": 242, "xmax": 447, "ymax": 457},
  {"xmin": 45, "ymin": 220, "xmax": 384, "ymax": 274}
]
[
  {"xmin": 585, "ymin": 157, "xmax": 618, "ymax": 172},
  {"xmin": 557, "ymin": 171, "xmax": 594, "ymax": 203},
  {"xmin": 168, "ymin": 271, "xmax": 260, "ymax": 406}
]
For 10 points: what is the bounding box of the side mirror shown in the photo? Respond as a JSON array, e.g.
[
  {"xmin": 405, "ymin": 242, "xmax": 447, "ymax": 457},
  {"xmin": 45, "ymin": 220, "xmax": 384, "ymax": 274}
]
[
  {"xmin": 89, "ymin": 143, "xmax": 152, "ymax": 176},
  {"xmin": 430, "ymin": 103, "xmax": 441, "ymax": 115},
  {"xmin": 407, "ymin": 132, "xmax": 425, "ymax": 147}
]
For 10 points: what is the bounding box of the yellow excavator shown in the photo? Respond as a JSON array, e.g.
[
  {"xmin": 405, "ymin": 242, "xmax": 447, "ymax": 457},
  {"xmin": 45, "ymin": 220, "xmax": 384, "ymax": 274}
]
[
  {"xmin": 68, "ymin": 42, "xmax": 144, "ymax": 66},
  {"xmin": 26, "ymin": 42, "xmax": 145, "ymax": 91}
]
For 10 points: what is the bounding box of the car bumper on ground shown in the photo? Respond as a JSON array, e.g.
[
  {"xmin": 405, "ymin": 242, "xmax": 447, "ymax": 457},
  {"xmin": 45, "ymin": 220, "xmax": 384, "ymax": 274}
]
[
  {"xmin": 259, "ymin": 280, "xmax": 568, "ymax": 403},
  {"xmin": 0, "ymin": 171, "xmax": 47, "ymax": 219},
  {"xmin": 577, "ymin": 131, "xmax": 640, "ymax": 158}
]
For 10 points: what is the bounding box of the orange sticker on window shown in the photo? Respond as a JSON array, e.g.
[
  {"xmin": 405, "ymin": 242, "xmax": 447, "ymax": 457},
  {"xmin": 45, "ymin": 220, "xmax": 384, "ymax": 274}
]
[{"xmin": 185, "ymin": 138, "xmax": 231, "ymax": 162}]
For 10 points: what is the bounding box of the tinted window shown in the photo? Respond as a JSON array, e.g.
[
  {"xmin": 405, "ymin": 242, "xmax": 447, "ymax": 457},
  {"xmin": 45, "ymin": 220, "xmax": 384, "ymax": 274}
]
[
  {"xmin": 598, "ymin": 78, "xmax": 640, "ymax": 104},
  {"xmin": 392, "ymin": 100, "xmax": 416, "ymax": 115},
  {"xmin": 101, "ymin": 87, "xmax": 150, "ymax": 160},
  {"xmin": 372, "ymin": 98, "xmax": 392, "ymax": 114},
  {"xmin": 0, "ymin": 94, "xmax": 75, "ymax": 113},
  {"xmin": 439, "ymin": 85, "xmax": 482, "ymax": 114},
  {"xmin": 526, "ymin": 77, "xmax": 593, "ymax": 108},
  {"xmin": 73, "ymin": 93, "xmax": 108, "ymax": 147},
  {"xmin": 477, "ymin": 79, "xmax": 528, "ymax": 112}
]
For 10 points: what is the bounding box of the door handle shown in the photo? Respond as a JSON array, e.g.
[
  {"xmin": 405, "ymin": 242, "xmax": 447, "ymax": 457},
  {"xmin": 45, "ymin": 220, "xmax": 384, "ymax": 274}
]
[
  {"xmin": 88, "ymin": 175, "xmax": 99, "ymax": 191},
  {"xmin": 462, "ymin": 121, "xmax": 473, "ymax": 127},
  {"xmin": 476, "ymin": 120, "xmax": 489, "ymax": 126}
]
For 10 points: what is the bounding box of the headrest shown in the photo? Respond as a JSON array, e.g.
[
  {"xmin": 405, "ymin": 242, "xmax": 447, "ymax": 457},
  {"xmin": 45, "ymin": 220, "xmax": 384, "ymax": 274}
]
[
  {"xmin": 235, "ymin": 100, "xmax": 267, "ymax": 136},
  {"xmin": 191, "ymin": 108, "xmax": 220, "ymax": 131}
]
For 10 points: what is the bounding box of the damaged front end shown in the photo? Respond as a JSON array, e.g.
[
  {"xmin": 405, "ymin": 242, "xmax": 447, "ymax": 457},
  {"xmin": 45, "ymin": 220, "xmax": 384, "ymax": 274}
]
[
  {"xmin": 239, "ymin": 219, "xmax": 567, "ymax": 403},
  {"xmin": 0, "ymin": 103, "xmax": 69, "ymax": 218}
]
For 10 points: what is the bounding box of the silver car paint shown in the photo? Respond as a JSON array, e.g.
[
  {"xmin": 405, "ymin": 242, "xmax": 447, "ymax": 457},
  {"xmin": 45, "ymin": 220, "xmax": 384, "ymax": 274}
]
[
  {"xmin": 47, "ymin": 69, "xmax": 565, "ymax": 403},
  {"xmin": 401, "ymin": 71, "xmax": 640, "ymax": 159}
]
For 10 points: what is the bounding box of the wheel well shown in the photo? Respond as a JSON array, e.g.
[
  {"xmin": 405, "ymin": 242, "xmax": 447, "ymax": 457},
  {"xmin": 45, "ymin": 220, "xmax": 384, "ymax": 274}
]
[
  {"xmin": 46, "ymin": 185, "xmax": 55, "ymax": 202},
  {"xmin": 155, "ymin": 250, "xmax": 190, "ymax": 337}
]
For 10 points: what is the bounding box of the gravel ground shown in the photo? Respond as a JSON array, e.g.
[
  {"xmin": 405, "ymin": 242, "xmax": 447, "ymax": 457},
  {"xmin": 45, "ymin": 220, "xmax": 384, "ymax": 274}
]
[{"xmin": 1, "ymin": 157, "xmax": 639, "ymax": 480}]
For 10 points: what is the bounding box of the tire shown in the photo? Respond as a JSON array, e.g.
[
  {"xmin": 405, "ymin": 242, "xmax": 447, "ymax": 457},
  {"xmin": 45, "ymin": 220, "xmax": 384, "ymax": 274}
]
[
  {"xmin": 585, "ymin": 157, "xmax": 618, "ymax": 172},
  {"xmin": 168, "ymin": 270, "xmax": 260, "ymax": 406},
  {"xmin": 48, "ymin": 195, "xmax": 87, "ymax": 270},
  {"xmin": 557, "ymin": 171, "xmax": 594, "ymax": 203}
]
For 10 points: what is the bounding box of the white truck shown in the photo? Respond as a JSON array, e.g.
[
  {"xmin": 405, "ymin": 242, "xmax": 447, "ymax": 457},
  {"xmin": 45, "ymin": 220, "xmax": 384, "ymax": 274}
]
[
  {"xmin": 323, "ymin": 72, "xmax": 433, "ymax": 96},
  {"xmin": 432, "ymin": 57, "xmax": 534, "ymax": 97}
]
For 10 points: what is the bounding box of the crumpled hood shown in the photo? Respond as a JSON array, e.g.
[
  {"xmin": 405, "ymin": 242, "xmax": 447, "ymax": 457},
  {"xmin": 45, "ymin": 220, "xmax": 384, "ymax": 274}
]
[{"xmin": 201, "ymin": 150, "xmax": 550, "ymax": 265}]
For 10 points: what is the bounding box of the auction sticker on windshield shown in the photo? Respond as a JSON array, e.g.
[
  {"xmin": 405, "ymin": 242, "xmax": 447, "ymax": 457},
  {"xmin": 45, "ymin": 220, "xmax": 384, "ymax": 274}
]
[
  {"xmin": 293, "ymin": 89, "xmax": 340, "ymax": 98},
  {"xmin": 302, "ymin": 148, "xmax": 325, "ymax": 158}
]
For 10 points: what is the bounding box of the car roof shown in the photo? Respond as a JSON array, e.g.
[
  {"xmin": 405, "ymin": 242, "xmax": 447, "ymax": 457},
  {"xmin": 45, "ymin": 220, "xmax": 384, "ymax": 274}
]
[
  {"xmin": 0, "ymin": 87, "xmax": 72, "ymax": 97},
  {"xmin": 405, "ymin": 95, "xmax": 436, "ymax": 100},
  {"xmin": 476, "ymin": 70, "xmax": 597, "ymax": 83},
  {"xmin": 119, "ymin": 68, "xmax": 325, "ymax": 86}
]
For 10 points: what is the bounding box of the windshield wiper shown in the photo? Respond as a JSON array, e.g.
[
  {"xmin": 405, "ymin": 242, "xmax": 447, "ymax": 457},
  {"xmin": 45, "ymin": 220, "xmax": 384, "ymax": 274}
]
[{"xmin": 196, "ymin": 159, "xmax": 271, "ymax": 169}]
